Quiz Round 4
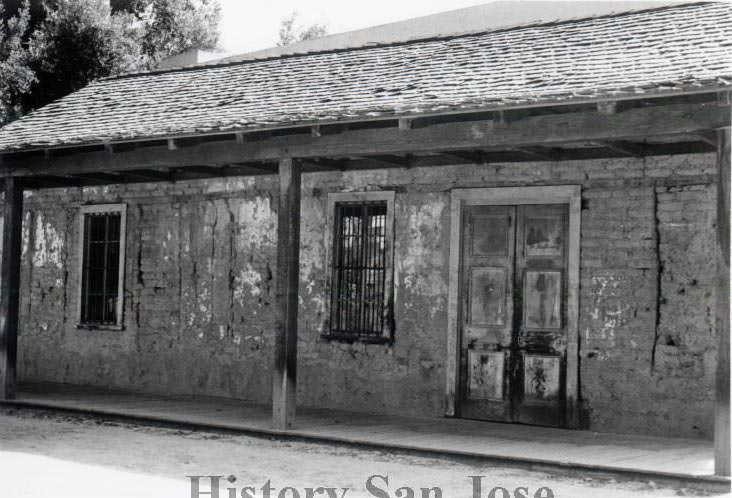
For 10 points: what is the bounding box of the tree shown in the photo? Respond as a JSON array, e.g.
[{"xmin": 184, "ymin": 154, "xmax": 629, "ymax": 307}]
[
  {"xmin": 137, "ymin": 0, "xmax": 220, "ymax": 66},
  {"xmin": 21, "ymin": 0, "xmax": 141, "ymax": 112},
  {"xmin": 277, "ymin": 12, "xmax": 327, "ymax": 47},
  {"xmin": 0, "ymin": 0, "xmax": 221, "ymax": 124},
  {"xmin": 0, "ymin": 0, "xmax": 35, "ymax": 123}
]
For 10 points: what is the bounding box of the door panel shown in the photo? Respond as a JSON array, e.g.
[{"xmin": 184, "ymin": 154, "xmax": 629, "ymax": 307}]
[
  {"xmin": 514, "ymin": 205, "xmax": 568, "ymax": 427},
  {"xmin": 459, "ymin": 206, "xmax": 515, "ymax": 422},
  {"xmin": 459, "ymin": 204, "xmax": 568, "ymax": 427}
]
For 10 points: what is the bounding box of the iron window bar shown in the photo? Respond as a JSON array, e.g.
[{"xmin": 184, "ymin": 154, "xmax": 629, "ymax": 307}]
[
  {"xmin": 80, "ymin": 211, "xmax": 122, "ymax": 325},
  {"xmin": 329, "ymin": 201, "xmax": 389, "ymax": 341}
]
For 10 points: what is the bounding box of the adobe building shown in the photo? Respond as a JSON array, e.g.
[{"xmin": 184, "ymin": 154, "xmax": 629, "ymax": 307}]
[{"xmin": 0, "ymin": 1, "xmax": 729, "ymax": 475}]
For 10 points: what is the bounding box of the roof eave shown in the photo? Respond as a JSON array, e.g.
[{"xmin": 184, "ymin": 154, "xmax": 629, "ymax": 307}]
[{"xmin": 2, "ymin": 84, "xmax": 730, "ymax": 156}]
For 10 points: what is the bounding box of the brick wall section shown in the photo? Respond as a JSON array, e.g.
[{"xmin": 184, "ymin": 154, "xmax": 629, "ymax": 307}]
[{"xmin": 11, "ymin": 153, "xmax": 719, "ymax": 438}]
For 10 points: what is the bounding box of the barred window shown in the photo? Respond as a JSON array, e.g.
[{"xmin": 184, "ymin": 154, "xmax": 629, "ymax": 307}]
[
  {"xmin": 78, "ymin": 204, "xmax": 127, "ymax": 328},
  {"xmin": 327, "ymin": 192, "xmax": 394, "ymax": 342}
]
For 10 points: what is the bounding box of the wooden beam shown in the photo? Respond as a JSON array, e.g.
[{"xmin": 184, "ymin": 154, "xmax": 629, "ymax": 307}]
[
  {"xmin": 175, "ymin": 166, "xmax": 220, "ymax": 177},
  {"xmin": 0, "ymin": 177, "xmax": 23, "ymax": 399},
  {"xmin": 272, "ymin": 158, "xmax": 301, "ymax": 430},
  {"xmin": 697, "ymin": 132, "xmax": 718, "ymax": 147},
  {"xmin": 122, "ymin": 170, "xmax": 173, "ymax": 182},
  {"xmin": 3, "ymin": 102, "xmax": 729, "ymax": 177},
  {"xmin": 441, "ymin": 150, "xmax": 486, "ymax": 164},
  {"xmin": 368, "ymin": 154, "xmax": 415, "ymax": 167},
  {"xmin": 715, "ymin": 126, "xmax": 731, "ymax": 477},
  {"xmin": 215, "ymin": 164, "xmax": 277, "ymax": 176},
  {"xmin": 72, "ymin": 172, "xmax": 124, "ymax": 183},
  {"xmin": 23, "ymin": 177, "xmax": 83, "ymax": 189},
  {"xmin": 598, "ymin": 140, "xmax": 645, "ymax": 157},
  {"xmin": 512, "ymin": 146, "xmax": 562, "ymax": 161},
  {"xmin": 303, "ymin": 158, "xmax": 344, "ymax": 171}
]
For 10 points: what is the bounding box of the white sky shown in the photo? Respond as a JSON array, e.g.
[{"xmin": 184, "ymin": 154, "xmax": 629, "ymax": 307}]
[
  {"xmin": 218, "ymin": 0, "xmax": 490, "ymax": 55},
  {"xmin": 217, "ymin": 0, "xmax": 681, "ymax": 56}
]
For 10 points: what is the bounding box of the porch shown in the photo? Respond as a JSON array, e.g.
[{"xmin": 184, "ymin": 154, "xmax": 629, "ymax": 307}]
[{"xmin": 2, "ymin": 381, "xmax": 727, "ymax": 493}]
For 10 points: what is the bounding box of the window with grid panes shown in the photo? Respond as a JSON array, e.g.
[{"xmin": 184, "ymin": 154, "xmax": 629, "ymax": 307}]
[
  {"xmin": 79, "ymin": 205, "xmax": 126, "ymax": 327},
  {"xmin": 329, "ymin": 201, "xmax": 391, "ymax": 341}
]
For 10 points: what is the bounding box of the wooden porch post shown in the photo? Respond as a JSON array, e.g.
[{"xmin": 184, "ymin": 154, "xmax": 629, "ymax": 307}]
[
  {"xmin": 716, "ymin": 126, "xmax": 731, "ymax": 476},
  {"xmin": 272, "ymin": 158, "xmax": 301, "ymax": 430},
  {"xmin": 0, "ymin": 177, "xmax": 23, "ymax": 400}
]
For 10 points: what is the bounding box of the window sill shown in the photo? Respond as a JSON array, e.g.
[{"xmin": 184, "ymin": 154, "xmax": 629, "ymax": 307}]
[
  {"xmin": 320, "ymin": 333, "xmax": 392, "ymax": 345},
  {"xmin": 75, "ymin": 324, "xmax": 125, "ymax": 331}
]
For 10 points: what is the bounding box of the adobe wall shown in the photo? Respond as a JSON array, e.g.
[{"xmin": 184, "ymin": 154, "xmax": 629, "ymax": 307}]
[{"xmin": 13, "ymin": 153, "xmax": 719, "ymax": 438}]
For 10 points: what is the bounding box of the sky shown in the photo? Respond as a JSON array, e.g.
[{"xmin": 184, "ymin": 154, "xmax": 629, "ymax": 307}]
[
  {"xmin": 216, "ymin": 0, "xmax": 680, "ymax": 57},
  {"xmin": 217, "ymin": 0, "xmax": 489, "ymax": 55}
]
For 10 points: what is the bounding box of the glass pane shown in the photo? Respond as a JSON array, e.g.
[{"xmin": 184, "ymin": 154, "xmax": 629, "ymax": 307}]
[
  {"xmin": 106, "ymin": 214, "xmax": 121, "ymax": 242},
  {"xmin": 469, "ymin": 267, "xmax": 506, "ymax": 326},
  {"xmin": 524, "ymin": 271, "xmax": 562, "ymax": 329},
  {"xmin": 472, "ymin": 214, "xmax": 509, "ymax": 256},
  {"xmin": 87, "ymin": 216, "xmax": 102, "ymax": 242},
  {"xmin": 525, "ymin": 216, "xmax": 562, "ymax": 257}
]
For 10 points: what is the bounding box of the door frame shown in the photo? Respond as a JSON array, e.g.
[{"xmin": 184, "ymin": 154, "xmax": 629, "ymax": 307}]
[{"xmin": 445, "ymin": 185, "xmax": 582, "ymax": 428}]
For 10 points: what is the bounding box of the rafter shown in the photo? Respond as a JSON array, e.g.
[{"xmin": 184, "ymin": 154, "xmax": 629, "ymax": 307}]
[
  {"xmin": 696, "ymin": 132, "xmax": 718, "ymax": 147},
  {"xmin": 2, "ymin": 101, "xmax": 728, "ymax": 178},
  {"xmin": 440, "ymin": 150, "xmax": 486, "ymax": 164},
  {"xmin": 367, "ymin": 154, "xmax": 416, "ymax": 168},
  {"xmin": 303, "ymin": 158, "xmax": 344, "ymax": 171},
  {"xmin": 120, "ymin": 169, "xmax": 172, "ymax": 182},
  {"xmin": 512, "ymin": 146, "xmax": 562, "ymax": 161},
  {"xmin": 597, "ymin": 140, "xmax": 645, "ymax": 157}
]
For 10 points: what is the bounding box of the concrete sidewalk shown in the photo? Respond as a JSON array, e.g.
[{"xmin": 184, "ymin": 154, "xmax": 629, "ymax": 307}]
[{"xmin": 2, "ymin": 382, "xmax": 729, "ymax": 493}]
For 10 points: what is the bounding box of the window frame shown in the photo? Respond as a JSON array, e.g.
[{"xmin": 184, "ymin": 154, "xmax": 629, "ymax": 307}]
[
  {"xmin": 76, "ymin": 203, "xmax": 127, "ymax": 330},
  {"xmin": 323, "ymin": 191, "xmax": 396, "ymax": 343}
]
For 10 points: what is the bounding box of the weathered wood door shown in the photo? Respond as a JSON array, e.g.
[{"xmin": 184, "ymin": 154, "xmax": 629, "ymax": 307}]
[{"xmin": 458, "ymin": 204, "xmax": 568, "ymax": 427}]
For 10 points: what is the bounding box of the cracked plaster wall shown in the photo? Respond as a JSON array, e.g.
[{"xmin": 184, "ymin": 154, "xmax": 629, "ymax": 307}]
[{"xmin": 11, "ymin": 153, "xmax": 719, "ymax": 438}]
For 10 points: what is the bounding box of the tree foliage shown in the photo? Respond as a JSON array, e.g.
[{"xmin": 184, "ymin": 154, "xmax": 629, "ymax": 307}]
[
  {"xmin": 0, "ymin": 1, "xmax": 35, "ymax": 123},
  {"xmin": 21, "ymin": 0, "xmax": 141, "ymax": 112},
  {"xmin": 278, "ymin": 12, "xmax": 327, "ymax": 47},
  {"xmin": 137, "ymin": 0, "xmax": 220, "ymax": 65},
  {"xmin": 0, "ymin": 0, "xmax": 221, "ymax": 124}
]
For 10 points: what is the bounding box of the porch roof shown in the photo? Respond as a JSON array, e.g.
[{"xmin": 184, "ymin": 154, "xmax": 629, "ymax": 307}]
[{"xmin": 0, "ymin": 1, "xmax": 730, "ymax": 153}]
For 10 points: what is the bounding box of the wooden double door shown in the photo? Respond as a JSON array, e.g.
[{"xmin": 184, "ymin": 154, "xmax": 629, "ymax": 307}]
[{"xmin": 458, "ymin": 204, "xmax": 568, "ymax": 427}]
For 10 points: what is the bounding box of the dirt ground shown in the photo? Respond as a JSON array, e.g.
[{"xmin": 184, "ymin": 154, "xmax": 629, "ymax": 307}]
[{"xmin": 0, "ymin": 408, "xmax": 726, "ymax": 498}]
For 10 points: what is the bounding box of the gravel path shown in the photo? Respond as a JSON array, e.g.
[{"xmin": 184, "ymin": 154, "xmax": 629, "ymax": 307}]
[{"xmin": 0, "ymin": 408, "xmax": 722, "ymax": 498}]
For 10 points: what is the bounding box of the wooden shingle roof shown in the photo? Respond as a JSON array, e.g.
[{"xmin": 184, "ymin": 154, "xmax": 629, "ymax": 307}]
[{"xmin": 0, "ymin": 1, "xmax": 730, "ymax": 153}]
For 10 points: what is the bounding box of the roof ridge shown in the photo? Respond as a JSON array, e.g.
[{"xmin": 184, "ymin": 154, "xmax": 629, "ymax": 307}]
[{"xmin": 102, "ymin": 0, "xmax": 725, "ymax": 81}]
